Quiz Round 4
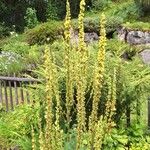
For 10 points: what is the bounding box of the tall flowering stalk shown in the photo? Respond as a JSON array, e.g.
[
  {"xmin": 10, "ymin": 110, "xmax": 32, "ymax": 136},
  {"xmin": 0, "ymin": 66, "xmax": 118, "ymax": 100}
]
[
  {"xmin": 31, "ymin": 125, "xmax": 36, "ymax": 150},
  {"xmin": 64, "ymin": 0, "xmax": 74, "ymax": 128},
  {"xmin": 76, "ymin": 0, "xmax": 88, "ymax": 149},
  {"xmin": 43, "ymin": 46, "xmax": 63, "ymax": 150},
  {"xmin": 38, "ymin": 115, "xmax": 45, "ymax": 150},
  {"xmin": 88, "ymin": 13, "xmax": 107, "ymax": 148},
  {"xmin": 105, "ymin": 69, "xmax": 117, "ymax": 133},
  {"xmin": 52, "ymin": 55, "xmax": 63, "ymax": 150},
  {"xmin": 44, "ymin": 46, "xmax": 54, "ymax": 150}
]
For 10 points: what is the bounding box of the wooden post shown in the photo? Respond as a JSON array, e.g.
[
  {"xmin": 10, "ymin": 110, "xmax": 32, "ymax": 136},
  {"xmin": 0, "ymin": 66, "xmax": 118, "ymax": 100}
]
[
  {"xmin": 4, "ymin": 81, "xmax": 9, "ymax": 111},
  {"xmin": 20, "ymin": 82, "xmax": 24, "ymax": 103},
  {"xmin": 9, "ymin": 81, "xmax": 14, "ymax": 110},
  {"xmin": 14, "ymin": 81, "xmax": 19, "ymax": 105}
]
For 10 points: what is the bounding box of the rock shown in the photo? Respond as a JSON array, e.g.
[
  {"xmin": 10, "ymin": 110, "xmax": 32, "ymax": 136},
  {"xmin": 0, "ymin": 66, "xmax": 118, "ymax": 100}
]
[
  {"xmin": 127, "ymin": 31, "xmax": 150, "ymax": 45},
  {"xmin": 71, "ymin": 30, "xmax": 99, "ymax": 45},
  {"xmin": 117, "ymin": 28, "xmax": 150, "ymax": 45},
  {"xmin": 117, "ymin": 27, "xmax": 127, "ymax": 41},
  {"xmin": 84, "ymin": 32, "xmax": 99, "ymax": 43},
  {"xmin": 139, "ymin": 49, "xmax": 150, "ymax": 65}
]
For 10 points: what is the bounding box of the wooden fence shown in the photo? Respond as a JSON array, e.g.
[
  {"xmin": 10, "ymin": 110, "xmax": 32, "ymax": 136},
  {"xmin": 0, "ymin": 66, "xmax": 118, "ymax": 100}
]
[{"xmin": 0, "ymin": 76, "xmax": 40, "ymax": 111}]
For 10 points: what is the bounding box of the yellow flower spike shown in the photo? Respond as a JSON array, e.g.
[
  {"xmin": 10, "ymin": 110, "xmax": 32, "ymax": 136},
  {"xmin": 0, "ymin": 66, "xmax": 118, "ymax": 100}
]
[
  {"xmin": 44, "ymin": 46, "xmax": 54, "ymax": 150},
  {"xmin": 38, "ymin": 115, "xmax": 45, "ymax": 150},
  {"xmin": 64, "ymin": 0, "xmax": 74, "ymax": 130},
  {"xmin": 88, "ymin": 13, "xmax": 107, "ymax": 148},
  {"xmin": 43, "ymin": 45, "xmax": 63, "ymax": 150},
  {"xmin": 76, "ymin": 0, "xmax": 88, "ymax": 149},
  {"xmin": 31, "ymin": 125, "xmax": 36, "ymax": 150}
]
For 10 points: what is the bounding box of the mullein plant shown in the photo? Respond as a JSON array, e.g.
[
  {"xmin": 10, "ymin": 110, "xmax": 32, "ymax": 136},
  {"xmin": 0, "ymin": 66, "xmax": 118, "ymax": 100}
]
[
  {"xmin": 93, "ymin": 70, "xmax": 117, "ymax": 150},
  {"xmin": 76, "ymin": 0, "xmax": 88, "ymax": 149},
  {"xmin": 88, "ymin": 13, "xmax": 107, "ymax": 149},
  {"xmin": 41, "ymin": 46, "xmax": 63, "ymax": 150},
  {"xmin": 43, "ymin": 46, "xmax": 54, "ymax": 150},
  {"xmin": 31, "ymin": 125, "xmax": 36, "ymax": 150},
  {"xmin": 34, "ymin": 0, "xmax": 117, "ymax": 149},
  {"xmin": 64, "ymin": 0, "xmax": 74, "ymax": 129}
]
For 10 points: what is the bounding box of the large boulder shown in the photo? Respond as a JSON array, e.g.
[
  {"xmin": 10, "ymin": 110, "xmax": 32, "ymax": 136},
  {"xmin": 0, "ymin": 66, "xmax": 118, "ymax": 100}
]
[
  {"xmin": 139, "ymin": 49, "xmax": 150, "ymax": 65},
  {"xmin": 117, "ymin": 28, "xmax": 150, "ymax": 45},
  {"xmin": 127, "ymin": 31, "xmax": 150, "ymax": 45},
  {"xmin": 71, "ymin": 30, "xmax": 99, "ymax": 45}
]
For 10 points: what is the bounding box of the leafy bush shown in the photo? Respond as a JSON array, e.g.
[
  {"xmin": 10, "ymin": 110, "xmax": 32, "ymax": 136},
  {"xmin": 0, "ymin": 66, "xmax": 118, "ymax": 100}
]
[
  {"xmin": 92, "ymin": 0, "xmax": 112, "ymax": 11},
  {"xmin": 25, "ymin": 21, "xmax": 64, "ymax": 45},
  {"xmin": 24, "ymin": 8, "xmax": 38, "ymax": 29},
  {"xmin": 46, "ymin": 2, "xmax": 58, "ymax": 20},
  {"xmin": 0, "ymin": 52, "xmax": 24, "ymax": 75},
  {"xmin": 106, "ymin": 1, "xmax": 140, "ymax": 21},
  {"xmin": 0, "ymin": 34, "xmax": 43, "ymax": 75},
  {"xmin": 123, "ymin": 21, "xmax": 150, "ymax": 31},
  {"xmin": 0, "ymin": 105, "xmax": 39, "ymax": 149},
  {"xmin": 0, "ymin": 23, "xmax": 11, "ymax": 38},
  {"xmin": 134, "ymin": 0, "xmax": 150, "ymax": 14}
]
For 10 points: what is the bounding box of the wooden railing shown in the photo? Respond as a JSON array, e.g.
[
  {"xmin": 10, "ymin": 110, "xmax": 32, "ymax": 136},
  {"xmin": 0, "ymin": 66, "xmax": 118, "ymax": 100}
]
[{"xmin": 0, "ymin": 76, "xmax": 40, "ymax": 111}]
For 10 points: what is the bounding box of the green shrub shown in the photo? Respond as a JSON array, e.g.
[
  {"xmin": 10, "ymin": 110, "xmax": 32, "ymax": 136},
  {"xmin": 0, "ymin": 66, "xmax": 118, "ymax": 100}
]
[
  {"xmin": 106, "ymin": 1, "xmax": 140, "ymax": 21},
  {"xmin": 0, "ymin": 53, "xmax": 25, "ymax": 75},
  {"xmin": 0, "ymin": 23, "xmax": 11, "ymax": 38},
  {"xmin": 25, "ymin": 21, "xmax": 64, "ymax": 45},
  {"xmin": 2, "ymin": 41, "xmax": 30, "ymax": 56},
  {"xmin": 73, "ymin": 15, "xmax": 123, "ymax": 34},
  {"xmin": 92, "ymin": 0, "xmax": 112, "ymax": 11},
  {"xmin": 0, "ymin": 34, "xmax": 43, "ymax": 75},
  {"xmin": 0, "ymin": 105, "xmax": 39, "ymax": 149},
  {"xmin": 123, "ymin": 21, "xmax": 150, "ymax": 31},
  {"xmin": 46, "ymin": 1, "xmax": 58, "ymax": 20},
  {"xmin": 134, "ymin": 0, "xmax": 150, "ymax": 14},
  {"xmin": 24, "ymin": 8, "xmax": 38, "ymax": 29}
]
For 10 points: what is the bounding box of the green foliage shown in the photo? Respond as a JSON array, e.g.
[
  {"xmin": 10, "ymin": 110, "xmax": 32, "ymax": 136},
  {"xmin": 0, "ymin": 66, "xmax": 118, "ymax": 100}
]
[
  {"xmin": 0, "ymin": 23, "xmax": 11, "ymax": 38},
  {"xmin": 123, "ymin": 21, "xmax": 150, "ymax": 31},
  {"xmin": 105, "ymin": 1, "xmax": 140, "ymax": 21},
  {"xmin": 92, "ymin": 0, "xmax": 112, "ymax": 11},
  {"xmin": 24, "ymin": 8, "xmax": 38, "ymax": 29},
  {"xmin": 0, "ymin": 105, "xmax": 39, "ymax": 149},
  {"xmin": 0, "ymin": 34, "xmax": 42, "ymax": 75},
  {"xmin": 25, "ymin": 21, "xmax": 64, "ymax": 45},
  {"xmin": 135, "ymin": 0, "xmax": 150, "ymax": 14},
  {"xmin": 0, "ymin": 54, "xmax": 25, "ymax": 75},
  {"xmin": 46, "ymin": 1, "xmax": 58, "ymax": 20}
]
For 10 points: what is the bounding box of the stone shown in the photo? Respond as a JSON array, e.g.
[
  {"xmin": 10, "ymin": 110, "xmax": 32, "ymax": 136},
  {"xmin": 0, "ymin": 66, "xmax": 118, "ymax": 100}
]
[
  {"xmin": 117, "ymin": 28, "xmax": 150, "ymax": 45},
  {"xmin": 139, "ymin": 49, "xmax": 150, "ymax": 65},
  {"xmin": 117, "ymin": 27, "xmax": 127, "ymax": 41},
  {"xmin": 71, "ymin": 30, "xmax": 99, "ymax": 45},
  {"xmin": 127, "ymin": 31, "xmax": 146, "ymax": 44}
]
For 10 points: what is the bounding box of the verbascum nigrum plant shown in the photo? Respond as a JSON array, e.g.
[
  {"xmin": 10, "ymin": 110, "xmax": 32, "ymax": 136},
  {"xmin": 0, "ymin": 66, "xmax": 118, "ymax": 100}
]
[
  {"xmin": 103, "ymin": 69, "xmax": 116, "ymax": 138},
  {"xmin": 43, "ymin": 46, "xmax": 54, "ymax": 150},
  {"xmin": 64, "ymin": 0, "xmax": 74, "ymax": 129},
  {"xmin": 76, "ymin": 0, "xmax": 88, "ymax": 149},
  {"xmin": 52, "ymin": 54, "xmax": 63, "ymax": 150},
  {"xmin": 43, "ymin": 46, "xmax": 63, "ymax": 150},
  {"xmin": 31, "ymin": 125, "xmax": 36, "ymax": 150},
  {"xmin": 93, "ymin": 117, "xmax": 104, "ymax": 150},
  {"xmin": 88, "ymin": 13, "xmax": 107, "ymax": 148},
  {"xmin": 106, "ymin": 68, "xmax": 116, "ymax": 133},
  {"xmin": 38, "ymin": 114, "xmax": 45, "ymax": 150}
]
